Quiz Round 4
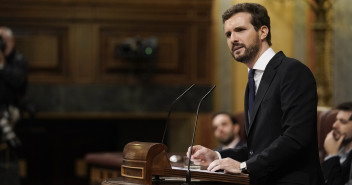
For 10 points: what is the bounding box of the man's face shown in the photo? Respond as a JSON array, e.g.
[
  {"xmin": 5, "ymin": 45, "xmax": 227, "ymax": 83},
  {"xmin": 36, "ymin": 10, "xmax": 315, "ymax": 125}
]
[
  {"xmin": 333, "ymin": 110, "xmax": 352, "ymax": 145},
  {"xmin": 223, "ymin": 12, "xmax": 261, "ymax": 64},
  {"xmin": 212, "ymin": 114, "xmax": 236, "ymax": 145},
  {"xmin": 0, "ymin": 29, "xmax": 15, "ymax": 56}
]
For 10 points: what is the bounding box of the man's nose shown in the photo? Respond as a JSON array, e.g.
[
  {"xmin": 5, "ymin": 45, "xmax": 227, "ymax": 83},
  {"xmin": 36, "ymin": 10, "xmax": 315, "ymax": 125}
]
[
  {"xmin": 332, "ymin": 120, "xmax": 339, "ymax": 129},
  {"xmin": 229, "ymin": 32, "xmax": 238, "ymax": 43}
]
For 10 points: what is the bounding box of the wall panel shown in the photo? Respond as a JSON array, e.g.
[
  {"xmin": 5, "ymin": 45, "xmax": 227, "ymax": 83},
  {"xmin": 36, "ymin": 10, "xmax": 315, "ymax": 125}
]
[
  {"xmin": 0, "ymin": 0, "xmax": 213, "ymax": 84},
  {"xmin": 9, "ymin": 25, "xmax": 71, "ymax": 82}
]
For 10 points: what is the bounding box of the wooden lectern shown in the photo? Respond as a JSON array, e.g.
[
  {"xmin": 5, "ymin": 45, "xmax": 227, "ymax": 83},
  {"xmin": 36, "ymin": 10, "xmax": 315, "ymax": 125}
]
[{"xmin": 102, "ymin": 141, "xmax": 249, "ymax": 185}]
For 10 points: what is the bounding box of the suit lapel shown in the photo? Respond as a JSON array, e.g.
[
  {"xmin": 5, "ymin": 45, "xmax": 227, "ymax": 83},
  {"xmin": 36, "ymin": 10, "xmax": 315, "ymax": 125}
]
[
  {"xmin": 244, "ymin": 83, "xmax": 249, "ymax": 134},
  {"xmin": 247, "ymin": 52, "xmax": 285, "ymax": 134}
]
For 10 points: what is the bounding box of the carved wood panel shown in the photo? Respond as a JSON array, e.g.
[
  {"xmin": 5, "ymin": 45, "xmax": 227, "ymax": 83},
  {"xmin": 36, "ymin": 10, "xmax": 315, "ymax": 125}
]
[
  {"xmin": 0, "ymin": 0, "xmax": 212, "ymax": 84},
  {"xmin": 99, "ymin": 23, "xmax": 192, "ymax": 83},
  {"xmin": 7, "ymin": 25, "xmax": 70, "ymax": 82}
]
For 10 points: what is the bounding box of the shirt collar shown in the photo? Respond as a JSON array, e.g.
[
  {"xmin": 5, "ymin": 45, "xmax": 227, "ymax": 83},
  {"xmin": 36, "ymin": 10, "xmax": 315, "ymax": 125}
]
[
  {"xmin": 222, "ymin": 137, "xmax": 240, "ymax": 150},
  {"xmin": 339, "ymin": 146, "xmax": 352, "ymax": 156},
  {"xmin": 248, "ymin": 47, "xmax": 276, "ymax": 72},
  {"xmin": 338, "ymin": 146, "xmax": 352, "ymax": 164}
]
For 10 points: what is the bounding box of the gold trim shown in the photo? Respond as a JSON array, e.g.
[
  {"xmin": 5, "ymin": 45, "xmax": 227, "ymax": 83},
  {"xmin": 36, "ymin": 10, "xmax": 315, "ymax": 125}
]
[{"xmin": 121, "ymin": 165, "xmax": 144, "ymax": 179}]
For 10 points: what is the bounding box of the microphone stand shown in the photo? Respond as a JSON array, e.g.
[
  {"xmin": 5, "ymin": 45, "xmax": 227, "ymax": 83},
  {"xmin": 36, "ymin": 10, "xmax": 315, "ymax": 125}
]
[
  {"xmin": 182, "ymin": 85, "xmax": 216, "ymax": 185},
  {"xmin": 161, "ymin": 84, "xmax": 195, "ymax": 144},
  {"xmin": 154, "ymin": 84, "xmax": 195, "ymax": 183}
]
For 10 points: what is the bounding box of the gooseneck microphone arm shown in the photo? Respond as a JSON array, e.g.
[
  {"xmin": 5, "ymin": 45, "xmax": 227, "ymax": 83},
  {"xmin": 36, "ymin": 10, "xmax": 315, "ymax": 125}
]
[
  {"xmin": 184, "ymin": 85, "xmax": 216, "ymax": 185},
  {"xmin": 161, "ymin": 84, "xmax": 195, "ymax": 144}
]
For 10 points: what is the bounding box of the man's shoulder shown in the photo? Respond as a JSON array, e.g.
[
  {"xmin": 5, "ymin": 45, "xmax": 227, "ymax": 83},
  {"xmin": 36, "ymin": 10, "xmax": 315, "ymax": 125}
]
[
  {"xmin": 235, "ymin": 140, "xmax": 246, "ymax": 148},
  {"xmin": 274, "ymin": 52, "xmax": 307, "ymax": 68},
  {"xmin": 270, "ymin": 52, "xmax": 312, "ymax": 77}
]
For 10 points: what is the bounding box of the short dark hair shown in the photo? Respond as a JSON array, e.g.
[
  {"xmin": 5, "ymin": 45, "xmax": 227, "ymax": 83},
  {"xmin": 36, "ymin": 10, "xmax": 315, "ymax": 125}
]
[
  {"xmin": 336, "ymin": 102, "xmax": 352, "ymax": 120},
  {"xmin": 222, "ymin": 3, "xmax": 272, "ymax": 46},
  {"xmin": 211, "ymin": 112, "xmax": 238, "ymax": 125}
]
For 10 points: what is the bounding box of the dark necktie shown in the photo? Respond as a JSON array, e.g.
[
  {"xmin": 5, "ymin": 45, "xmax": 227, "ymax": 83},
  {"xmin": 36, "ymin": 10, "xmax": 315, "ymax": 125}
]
[{"xmin": 248, "ymin": 69, "xmax": 256, "ymax": 119}]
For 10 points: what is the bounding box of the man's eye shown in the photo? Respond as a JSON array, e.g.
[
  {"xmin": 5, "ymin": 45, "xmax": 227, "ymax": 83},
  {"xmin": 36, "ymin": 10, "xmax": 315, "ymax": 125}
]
[
  {"xmin": 341, "ymin": 120, "xmax": 348, "ymax": 124},
  {"xmin": 225, "ymin": 32, "xmax": 231, "ymax": 38}
]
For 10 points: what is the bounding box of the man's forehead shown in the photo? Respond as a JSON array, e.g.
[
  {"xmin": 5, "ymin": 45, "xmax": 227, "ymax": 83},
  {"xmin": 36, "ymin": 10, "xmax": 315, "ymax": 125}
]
[
  {"xmin": 213, "ymin": 114, "xmax": 231, "ymax": 122},
  {"xmin": 224, "ymin": 12, "xmax": 252, "ymax": 28},
  {"xmin": 337, "ymin": 110, "xmax": 352, "ymax": 120}
]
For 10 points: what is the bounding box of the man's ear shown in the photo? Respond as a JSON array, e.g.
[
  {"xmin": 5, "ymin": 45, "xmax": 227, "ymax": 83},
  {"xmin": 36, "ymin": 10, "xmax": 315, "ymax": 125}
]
[
  {"xmin": 259, "ymin": 25, "xmax": 269, "ymax": 41},
  {"xmin": 233, "ymin": 124, "xmax": 240, "ymax": 135}
]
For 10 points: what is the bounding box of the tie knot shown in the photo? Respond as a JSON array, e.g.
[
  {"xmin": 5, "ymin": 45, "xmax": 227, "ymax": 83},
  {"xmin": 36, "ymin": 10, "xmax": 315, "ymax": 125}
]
[{"xmin": 249, "ymin": 69, "xmax": 255, "ymax": 79}]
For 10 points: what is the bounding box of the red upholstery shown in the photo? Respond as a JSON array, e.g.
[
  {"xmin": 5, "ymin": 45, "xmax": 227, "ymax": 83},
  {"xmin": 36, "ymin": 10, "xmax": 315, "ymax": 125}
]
[
  {"xmin": 85, "ymin": 152, "xmax": 123, "ymax": 168},
  {"xmin": 317, "ymin": 109, "xmax": 337, "ymax": 162}
]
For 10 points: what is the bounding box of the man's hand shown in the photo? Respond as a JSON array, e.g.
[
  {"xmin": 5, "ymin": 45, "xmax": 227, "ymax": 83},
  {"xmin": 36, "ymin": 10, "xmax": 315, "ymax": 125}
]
[
  {"xmin": 324, "ymin": 130, "xmax": 344, "ymax": 156},
  {"xmin": 207, "ymin": 158, "xmax": 241, "ymax": 174},
  {"xmin": 186, "ymin": 145, "xmax": 219, "ymax": 166}
]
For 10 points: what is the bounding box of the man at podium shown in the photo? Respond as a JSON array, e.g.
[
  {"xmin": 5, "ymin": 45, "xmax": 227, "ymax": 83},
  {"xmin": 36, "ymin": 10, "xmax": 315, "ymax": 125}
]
[{"xmin": 188, "ymin": 3, "xmax": 324, "ymax": 185}]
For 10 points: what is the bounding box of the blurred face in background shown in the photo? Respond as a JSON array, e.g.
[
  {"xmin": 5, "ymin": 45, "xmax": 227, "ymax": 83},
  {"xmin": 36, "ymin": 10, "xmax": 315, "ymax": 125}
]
[
  {"xmin": 212, "ymin": 114, "xmax": 238, "ymax": 145},
  {"xmin": 0, "ymin": 27, "xmax": 15, "ymax": 56},
  {"xmin": 333, "ymin": 111, "xmax": 352, "ymax": 145}
]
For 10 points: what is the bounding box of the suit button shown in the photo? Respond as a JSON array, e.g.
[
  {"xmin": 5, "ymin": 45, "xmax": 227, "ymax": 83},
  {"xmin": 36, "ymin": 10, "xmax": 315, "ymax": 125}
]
[{"xmin": 249, "ymin": 150, "xmax": 253, "ymax": 155}]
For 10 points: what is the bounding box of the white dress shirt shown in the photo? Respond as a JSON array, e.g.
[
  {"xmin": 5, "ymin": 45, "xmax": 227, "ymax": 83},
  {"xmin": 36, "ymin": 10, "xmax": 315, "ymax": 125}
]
[{"xmin": 248, "ymin": 47, "xmax": 276, "ymax": 94}]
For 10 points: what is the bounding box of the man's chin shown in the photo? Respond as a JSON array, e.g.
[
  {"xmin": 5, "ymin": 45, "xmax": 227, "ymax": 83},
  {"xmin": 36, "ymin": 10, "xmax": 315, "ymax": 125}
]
[
  {"xmin": 342, "ymin": 137, "xmax": 352, "ymax": 146},
  {"xmin": 232, "ymin": 54, "xmax": 248, "ymax": 64},
  {"xmin": 219, "ymin": 138, "xmax": 234, "ymax": 146}
]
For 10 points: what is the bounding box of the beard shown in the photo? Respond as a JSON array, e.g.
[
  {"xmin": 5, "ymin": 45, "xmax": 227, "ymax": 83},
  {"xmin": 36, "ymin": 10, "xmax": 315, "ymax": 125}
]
[
  {"xmin": 231, "ymin": 36, "xmax": 260, "ymax": 64},
  {"xmin": 333, "ymin": 129, "xmax": 352, "ymax": 147},
  {"xmin": 342, "ymin": 137, "xmax": 352, "ymax": 147},
  {"xmin": 218, "ymin": 133, "xmax": 235, "ymax": 146}
]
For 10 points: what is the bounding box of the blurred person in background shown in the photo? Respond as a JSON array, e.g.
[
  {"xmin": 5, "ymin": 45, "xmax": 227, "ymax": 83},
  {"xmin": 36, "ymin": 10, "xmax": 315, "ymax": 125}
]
[
  {"xmin": 212, "ymin": 112, "xmax": 245, "ymax": 151},
  {"xmin": 0, "ymin": 26, "xmax": 28, "ymax": 185},
  {"xmin": 323, "ymin": 102, "xmax": 352, "ymax": 185}
]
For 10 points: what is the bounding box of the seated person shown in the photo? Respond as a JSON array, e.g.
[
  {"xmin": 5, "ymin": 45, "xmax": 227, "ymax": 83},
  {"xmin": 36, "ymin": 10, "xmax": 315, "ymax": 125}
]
[
  {"xmin": 211, "ymin": 112, "xmax": 245, "ymax": 151},
  {"xmin": 322, "ymin": 102, "xmax": 352, "ymax": 185}
]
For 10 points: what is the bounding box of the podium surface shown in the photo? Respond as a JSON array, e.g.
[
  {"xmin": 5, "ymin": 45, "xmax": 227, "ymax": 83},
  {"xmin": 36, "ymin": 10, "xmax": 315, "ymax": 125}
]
[
  {"xmin": 103, "ymin": 177, "xmax": 247, "ymax": 185},
  {"xmin": 117, "ymin": 142, "xmax": 249, "ymax": 185}
]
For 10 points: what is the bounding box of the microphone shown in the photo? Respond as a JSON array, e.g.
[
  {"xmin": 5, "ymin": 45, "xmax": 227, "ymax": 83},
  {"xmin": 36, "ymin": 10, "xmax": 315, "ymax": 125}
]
[
  {"xmin": 161, "ymin": 84, "xmax": 195, "ymax": 144},
  {"xmin": 153, "ymin": 84, "xmax": 195, "ymax": 183},
  {"xmin": 183, "ymin": 85, "xmax": 216, "ymax": 185}
]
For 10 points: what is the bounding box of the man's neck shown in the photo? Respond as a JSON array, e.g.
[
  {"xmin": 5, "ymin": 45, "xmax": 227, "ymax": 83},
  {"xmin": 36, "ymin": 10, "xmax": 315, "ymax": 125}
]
[
  {"xmin": 342, "ymin": 141, "xmax": 352, "ymax": 154},
  {"xmin": 246, "ymin": 43, "xmax": 270, "ymax": 69}
]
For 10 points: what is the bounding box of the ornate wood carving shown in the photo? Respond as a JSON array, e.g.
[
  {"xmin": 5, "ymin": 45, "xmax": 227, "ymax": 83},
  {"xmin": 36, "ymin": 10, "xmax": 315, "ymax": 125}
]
[{"xmin": 0, "ymin": 0, "xmax": 213, "ymax": 84}]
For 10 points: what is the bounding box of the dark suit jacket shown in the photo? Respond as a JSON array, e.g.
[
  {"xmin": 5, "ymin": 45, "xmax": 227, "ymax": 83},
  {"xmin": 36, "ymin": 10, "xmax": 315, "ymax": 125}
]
[
  {"xmin": 322, "ymin": 150, "xmax": 352, "ymax": 185},
  {"xmin": 219, "ymin": 51, "xmax": 324, "ymax": 185},
  {"xmin": 214, "ymin": 140, "xmax": 246, "ymax": 152}
]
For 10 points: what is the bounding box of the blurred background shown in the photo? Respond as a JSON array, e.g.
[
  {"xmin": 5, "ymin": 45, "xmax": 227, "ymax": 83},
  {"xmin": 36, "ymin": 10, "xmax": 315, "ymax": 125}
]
[{"xmin": 0, "ymin": 0, "xmax": 351, "ymax": 184}]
